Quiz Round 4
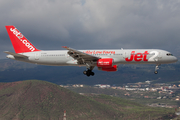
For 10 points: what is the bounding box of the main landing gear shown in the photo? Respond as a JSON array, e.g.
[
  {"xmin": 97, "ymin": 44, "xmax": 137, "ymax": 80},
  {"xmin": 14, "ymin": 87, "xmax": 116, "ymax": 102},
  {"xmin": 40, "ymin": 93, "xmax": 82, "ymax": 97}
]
[
  {"xmin": 83, "ymin": 65, "xmax": 95, "ymax": 77},
  {"xmin": 83, "ymin": 69, "xmax": 95, "ymax": 77},
  {"xmin": 154, "ymin": 64, "xmax": 160, "ymax": 74}
]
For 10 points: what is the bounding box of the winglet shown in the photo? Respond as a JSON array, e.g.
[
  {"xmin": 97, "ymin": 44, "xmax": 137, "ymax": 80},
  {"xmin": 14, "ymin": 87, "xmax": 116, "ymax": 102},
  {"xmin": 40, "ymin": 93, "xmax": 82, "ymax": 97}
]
[{"xmin": 62, "ymin": 46, "xmax": 68, "ymax": 48}]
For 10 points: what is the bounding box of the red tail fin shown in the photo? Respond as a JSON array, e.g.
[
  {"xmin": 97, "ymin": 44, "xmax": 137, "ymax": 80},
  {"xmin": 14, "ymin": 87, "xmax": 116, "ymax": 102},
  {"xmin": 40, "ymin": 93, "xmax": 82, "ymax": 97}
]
[{"xmin": 5, "ymin": 26, "xmax": 40, "ymax": 53}]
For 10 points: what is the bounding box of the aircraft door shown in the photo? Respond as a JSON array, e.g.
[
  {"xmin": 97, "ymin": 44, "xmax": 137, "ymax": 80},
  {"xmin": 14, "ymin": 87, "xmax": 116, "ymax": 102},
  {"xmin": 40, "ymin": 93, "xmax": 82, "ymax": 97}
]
[
  {"xmin": 66, "ymin": 54, "xmax": 70, "ymax": 59},
  {"xmin": 35, "ymin": 53, "xmax": 40, "ymax": 60},
  {"xmin": 123, "ymin": 52, "xmax": 126, "ymax": 59},
  {"xmin": 158, "ymin": 52, "xmax": 162, "ymax": 60}
]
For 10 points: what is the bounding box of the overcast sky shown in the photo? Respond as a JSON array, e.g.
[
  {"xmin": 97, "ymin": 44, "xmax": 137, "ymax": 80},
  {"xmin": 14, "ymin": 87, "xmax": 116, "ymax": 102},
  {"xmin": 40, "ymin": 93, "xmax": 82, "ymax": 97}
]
[{"xmin": 1, "ymin": 0, "xmax": 180, "ymax": 59}]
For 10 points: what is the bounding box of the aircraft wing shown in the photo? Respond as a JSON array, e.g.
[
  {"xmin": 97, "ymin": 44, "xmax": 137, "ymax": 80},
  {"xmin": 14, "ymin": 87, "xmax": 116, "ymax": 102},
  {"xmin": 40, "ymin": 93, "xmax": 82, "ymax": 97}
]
[
  {"xmin": 62, "ymin": 46, "xmax": 100, "ymax": 64},
  {"xmin": 4, "ymin": 51, "xmax": 28, "ymax": 58}
]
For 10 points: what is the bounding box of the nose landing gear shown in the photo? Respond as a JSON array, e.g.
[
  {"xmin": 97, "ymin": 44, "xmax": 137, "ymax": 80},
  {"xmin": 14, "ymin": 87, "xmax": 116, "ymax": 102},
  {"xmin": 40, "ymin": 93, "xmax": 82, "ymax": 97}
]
[{"xmin": 154, "ymin": 65, "xmax": 160, "ymax": 74}]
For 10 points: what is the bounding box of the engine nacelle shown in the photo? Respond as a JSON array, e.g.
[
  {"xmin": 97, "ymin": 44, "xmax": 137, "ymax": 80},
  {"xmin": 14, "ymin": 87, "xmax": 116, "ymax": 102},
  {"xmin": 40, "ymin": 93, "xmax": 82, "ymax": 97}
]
[
  {"xmin": 97, "ymin": 58, "xmax": 113, "ymax": 68},
  {"xmin": 98, "ymin": 65, "xmax": 118, "ymax": 72},
  {"xmin": 97, "ymin": 58, "xmax": 117, "ymax": 72}
]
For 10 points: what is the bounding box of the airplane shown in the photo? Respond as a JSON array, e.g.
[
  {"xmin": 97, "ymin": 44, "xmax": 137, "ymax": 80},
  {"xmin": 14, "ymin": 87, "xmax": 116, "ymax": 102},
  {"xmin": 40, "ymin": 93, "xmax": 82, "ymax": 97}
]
[{"xmin": 4, "ymin": 25, "xmax": 178, "ymax": 77}]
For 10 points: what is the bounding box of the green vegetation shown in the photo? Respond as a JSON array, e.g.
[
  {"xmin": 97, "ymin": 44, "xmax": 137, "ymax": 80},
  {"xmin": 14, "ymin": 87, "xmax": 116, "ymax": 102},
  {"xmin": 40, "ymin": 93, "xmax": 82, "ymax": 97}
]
[
  {"xmin": 68, "ymin": 86, "xmax": 180, "ymax": 107},
  {"xmin": 0, "ymin": 80, "xmax": 123, "ymax": 120},
  {"xmin": 0, "ymin": 80, "xmax": 176, "ymax": 120},
  {"xmin": 89, "ymin": 94, "xmax": 176, "ymax": 120}
]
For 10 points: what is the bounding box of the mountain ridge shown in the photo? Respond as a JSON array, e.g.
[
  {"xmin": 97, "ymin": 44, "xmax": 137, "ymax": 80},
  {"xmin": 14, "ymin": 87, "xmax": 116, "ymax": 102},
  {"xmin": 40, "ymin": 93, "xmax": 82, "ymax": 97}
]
[
  {"xmin": 0, "ymin": 80, "xmax": 123, "ymax": 120},
  {"xmin": 0, "ymin": 80, "xmax": 175, "ymax": 120}
]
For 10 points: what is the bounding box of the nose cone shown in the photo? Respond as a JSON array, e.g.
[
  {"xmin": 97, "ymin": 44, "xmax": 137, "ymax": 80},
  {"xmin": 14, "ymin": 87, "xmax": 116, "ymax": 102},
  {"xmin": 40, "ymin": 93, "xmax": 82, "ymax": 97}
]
[{"xmin": 173, "ymin": 56, "xmax": 178, "ymax": 62}]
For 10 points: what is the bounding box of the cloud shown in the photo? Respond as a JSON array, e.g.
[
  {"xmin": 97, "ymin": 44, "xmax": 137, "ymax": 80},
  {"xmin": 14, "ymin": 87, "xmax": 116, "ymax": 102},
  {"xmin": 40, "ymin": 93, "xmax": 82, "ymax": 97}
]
[{"xmin": 1, "ymin": 0, "xmax": 180, "ymax": 58}]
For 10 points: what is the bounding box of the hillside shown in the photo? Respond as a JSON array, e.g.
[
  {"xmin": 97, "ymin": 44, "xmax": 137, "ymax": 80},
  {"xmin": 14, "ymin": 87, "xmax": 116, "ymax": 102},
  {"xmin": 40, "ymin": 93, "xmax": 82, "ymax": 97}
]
[
  {"xmin": 0, "ymin": 80, "xmax": 176, "ymax": 120},
  {"xmin": 88, "ymin": 94, "xmax": 176, "ymax": 120},
  {"xmin": 0, "ymin": 80, "xmax": 123, "ymax": 120}
]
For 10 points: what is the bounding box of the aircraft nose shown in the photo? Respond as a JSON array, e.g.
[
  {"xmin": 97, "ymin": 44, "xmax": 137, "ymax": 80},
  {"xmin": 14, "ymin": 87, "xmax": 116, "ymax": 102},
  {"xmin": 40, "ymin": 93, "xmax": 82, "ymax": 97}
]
[{"xmin": 173, "ymin": 56, "xmax": 178, "ymax": 62}]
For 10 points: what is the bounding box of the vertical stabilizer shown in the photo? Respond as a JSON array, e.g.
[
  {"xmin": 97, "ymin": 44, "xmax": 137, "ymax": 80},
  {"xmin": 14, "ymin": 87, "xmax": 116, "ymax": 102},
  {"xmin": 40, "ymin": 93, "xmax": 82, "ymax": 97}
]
[{"xmin": 5, "ymin": 26, "xmax": 40, "ymax": 53}]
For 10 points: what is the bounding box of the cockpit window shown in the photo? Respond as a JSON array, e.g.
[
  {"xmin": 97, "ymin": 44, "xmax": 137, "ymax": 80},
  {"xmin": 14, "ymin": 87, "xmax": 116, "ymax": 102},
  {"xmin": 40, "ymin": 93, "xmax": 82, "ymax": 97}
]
[{"xmin": 166, "ymin": 53, "xmax": 173, "ymax": 56}]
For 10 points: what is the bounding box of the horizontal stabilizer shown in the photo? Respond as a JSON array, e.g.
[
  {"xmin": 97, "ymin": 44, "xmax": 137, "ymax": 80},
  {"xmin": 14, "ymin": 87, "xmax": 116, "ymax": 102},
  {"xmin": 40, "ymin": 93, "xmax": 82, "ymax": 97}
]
[{"xmin": 4, "ymin": 51, "xmax": 28, "ymax": 58}]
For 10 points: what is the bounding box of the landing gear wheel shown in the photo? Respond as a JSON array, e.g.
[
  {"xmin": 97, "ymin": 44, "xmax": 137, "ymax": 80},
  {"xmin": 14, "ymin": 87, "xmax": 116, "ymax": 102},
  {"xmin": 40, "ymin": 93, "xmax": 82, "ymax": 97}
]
[
  {"xmin": 91, "ymin": 72, "xmax": 95, "ymax": 76},
  {"xmin": 86, "ymin": 70, "xmax": 91, "ymax": 77},
  {"xmin": 83, "ymin": 70, "xmax": 87, "ymax": 75},
  {"xmin": 83, "ymin": 69, "xmax": 95, "ymax": 77},
  {"xmin": 154, "ymin": 71, "xmax": 158, "ymax": 74}
]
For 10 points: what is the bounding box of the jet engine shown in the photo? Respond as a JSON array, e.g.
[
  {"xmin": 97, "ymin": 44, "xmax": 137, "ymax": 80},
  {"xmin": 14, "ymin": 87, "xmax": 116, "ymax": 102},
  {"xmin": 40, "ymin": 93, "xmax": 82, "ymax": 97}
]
[
  {"xmin": 98, "ymin": 65, "xmax": 118, "ymax": 72},
  {"xmin": 96, "ymin": 58, "xmax": 118, "ymax": 72},
  {"xmin": 97, "ymin": 58, "xmax": 113, "ymax": 67}
]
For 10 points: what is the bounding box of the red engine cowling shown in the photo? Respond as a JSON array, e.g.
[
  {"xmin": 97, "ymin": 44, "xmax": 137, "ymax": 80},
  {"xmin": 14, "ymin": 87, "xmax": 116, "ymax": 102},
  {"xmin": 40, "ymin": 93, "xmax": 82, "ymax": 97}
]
[
  {"xmin": 98, "ymin": 65, "xmax": 118, "ymax": 72},
  {"xmin": 97, "ymin": 58, "xmax": 113, "ymax": 68}
]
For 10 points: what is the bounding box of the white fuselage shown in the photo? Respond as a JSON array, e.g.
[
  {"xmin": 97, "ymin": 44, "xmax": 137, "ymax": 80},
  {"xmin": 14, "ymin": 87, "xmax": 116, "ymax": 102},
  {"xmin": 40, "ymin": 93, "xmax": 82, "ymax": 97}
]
[{"xmin": 7, "ymin": 49, "xmax": 178, "ymax": 66}]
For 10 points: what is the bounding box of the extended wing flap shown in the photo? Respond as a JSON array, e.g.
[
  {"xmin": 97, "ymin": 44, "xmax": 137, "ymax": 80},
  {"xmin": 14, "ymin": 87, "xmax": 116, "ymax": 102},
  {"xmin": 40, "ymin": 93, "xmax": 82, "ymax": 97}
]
[
  {"xmin": 4, "ymin": 51, "xmax": 28, "ymax": 58},
  {"xmin": 62, "ymin": 46, "xmax": 99, "ymax": 61}
]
